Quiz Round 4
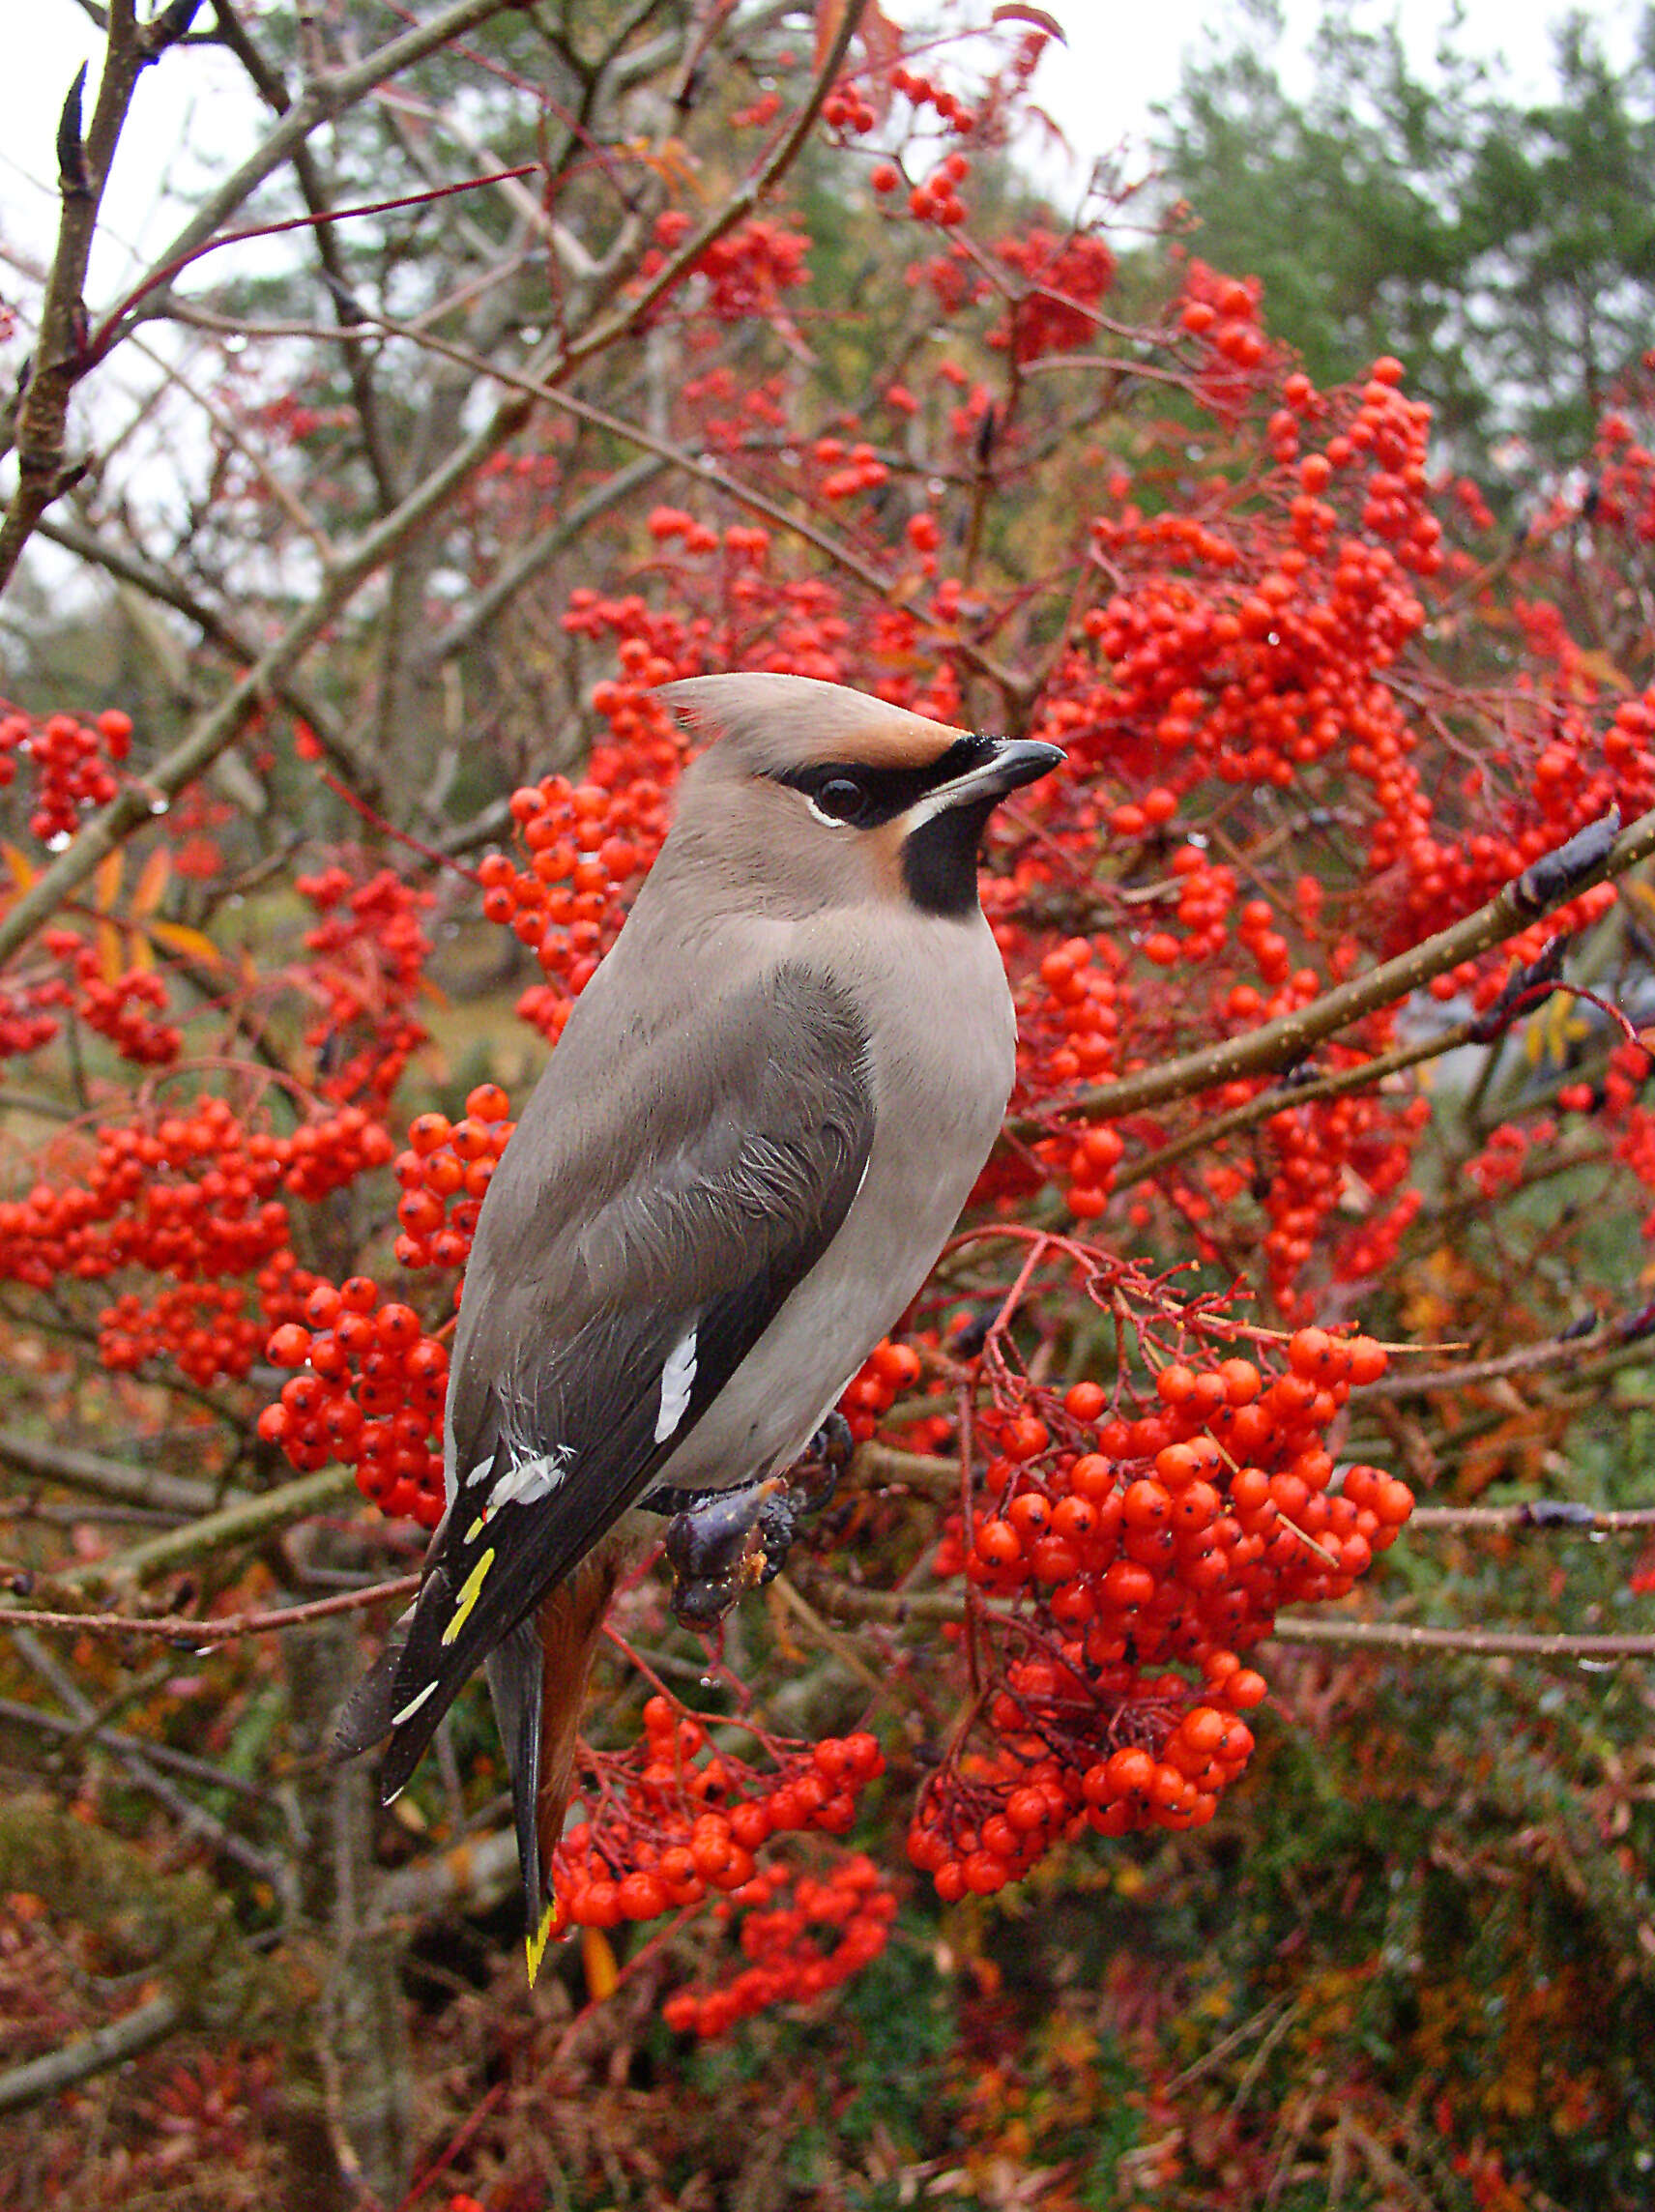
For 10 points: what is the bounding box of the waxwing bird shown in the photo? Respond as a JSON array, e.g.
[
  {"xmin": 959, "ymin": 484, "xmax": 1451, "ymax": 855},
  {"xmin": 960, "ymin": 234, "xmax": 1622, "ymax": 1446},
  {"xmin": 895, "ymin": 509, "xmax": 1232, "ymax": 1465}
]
[{"xmin": 336, "ymin": 673, "xmax": 1061, "ymax": 1976}]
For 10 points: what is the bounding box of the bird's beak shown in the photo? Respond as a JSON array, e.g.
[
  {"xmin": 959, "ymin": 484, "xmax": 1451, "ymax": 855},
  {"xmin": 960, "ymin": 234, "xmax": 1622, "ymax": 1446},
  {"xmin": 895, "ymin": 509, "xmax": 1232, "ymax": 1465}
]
[
  {"xmin": 941, "ymin": 737, "xmax": 1065, "ymax": 807},
  {"xmin": 894, "ymin": 737, "xmax": 1064, "ymax": 841}
]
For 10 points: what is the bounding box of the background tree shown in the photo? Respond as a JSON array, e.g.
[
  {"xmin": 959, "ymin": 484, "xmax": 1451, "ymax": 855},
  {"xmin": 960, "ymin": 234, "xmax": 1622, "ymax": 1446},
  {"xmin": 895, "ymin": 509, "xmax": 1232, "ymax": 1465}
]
[
  {"xmin": 0, "ymin": 3, "xmax": 1653, "ymax": 2206},
  {"xmin": 1156, "ymin": 0, "xmax": 1655, "ymax": 488}
]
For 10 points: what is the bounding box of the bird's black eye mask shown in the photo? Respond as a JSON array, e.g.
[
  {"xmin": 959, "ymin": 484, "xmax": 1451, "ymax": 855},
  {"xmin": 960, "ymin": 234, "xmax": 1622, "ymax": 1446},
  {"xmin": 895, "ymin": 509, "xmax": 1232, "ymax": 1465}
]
[{"xmin": 764, "ymin": 734, "xmax": 1000, "ymax": 829}]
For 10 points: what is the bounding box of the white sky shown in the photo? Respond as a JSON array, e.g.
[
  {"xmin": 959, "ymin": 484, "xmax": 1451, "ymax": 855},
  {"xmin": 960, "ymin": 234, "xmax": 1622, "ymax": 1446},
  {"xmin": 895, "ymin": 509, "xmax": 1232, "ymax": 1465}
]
[{"xmin": 2, "ymin": 0, "xmax": 1647, "ymax": 318}]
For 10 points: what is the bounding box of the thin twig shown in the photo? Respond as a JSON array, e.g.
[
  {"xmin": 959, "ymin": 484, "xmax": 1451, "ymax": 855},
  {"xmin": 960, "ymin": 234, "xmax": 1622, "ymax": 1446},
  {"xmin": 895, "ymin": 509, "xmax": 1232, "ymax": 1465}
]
[{"xmin": 0, "ymin": 1568, "xmax": 418, "ymax": 1644}]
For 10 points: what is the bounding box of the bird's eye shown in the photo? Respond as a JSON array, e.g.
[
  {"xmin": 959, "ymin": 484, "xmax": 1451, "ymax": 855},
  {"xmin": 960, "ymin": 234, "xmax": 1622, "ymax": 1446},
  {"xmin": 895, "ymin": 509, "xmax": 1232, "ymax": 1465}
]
[{"xmin": 813, "ymin": 775, "xmax": 870, "ymax": 825}]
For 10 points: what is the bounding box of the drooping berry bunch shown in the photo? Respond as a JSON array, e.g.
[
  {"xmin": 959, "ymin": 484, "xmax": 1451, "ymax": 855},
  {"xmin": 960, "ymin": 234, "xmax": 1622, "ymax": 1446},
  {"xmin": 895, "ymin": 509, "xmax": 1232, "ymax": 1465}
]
[
  {"xmin": 542, "ymin": 1695, "xmax": 886, "ymax": 1942},
  {"xmin": 904, "ymin": 1253, "xmax": 1411, "ymax": 1901},
  {"xmin": 293, "ymin": 863, "xmax": 434, "ymax": 1108},
  {"xmin": 261, "ymin": 1274, "xmax": 449, "ymax": 1525},
  {"xmin": 63, "ymin": 941, "xmax": 181, "ymax": 1065},
  {"xmin": 480, "ymin": 769, "xmax": 667, "ymax": 1042},
  {"xmin": 660, "ymin": 1853, "xmax": 898, "ymax": 2037},
  {"xmin": 392, "ymin": 1085, "xmax": 514, "ymax": 1271}
]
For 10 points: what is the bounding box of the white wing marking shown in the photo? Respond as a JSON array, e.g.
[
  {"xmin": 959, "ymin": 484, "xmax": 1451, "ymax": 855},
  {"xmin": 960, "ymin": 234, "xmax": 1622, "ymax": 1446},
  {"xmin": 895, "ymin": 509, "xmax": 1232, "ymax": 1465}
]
[
  {"xmin": 390, "ymin": 1679, "xmax": 438, "ymax": 1728},
  {"xmin": 655, "ymin": 1324, "xmax": 699, "ymax": 1442},
  {"xmin": 486, "ymin": 1449, "xmax": 570, "ymax": 1512}
]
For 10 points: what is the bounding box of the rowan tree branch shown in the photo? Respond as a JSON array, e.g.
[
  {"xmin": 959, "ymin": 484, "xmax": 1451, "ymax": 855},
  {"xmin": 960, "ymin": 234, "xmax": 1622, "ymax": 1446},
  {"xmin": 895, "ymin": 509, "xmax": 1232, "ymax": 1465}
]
[
  {"xmin": 0, "ymin": 1427, "xmax": 221, "ymax": 1517},
  {"xmin": 7, "ymin": 1626, "xmax": 284, "ymax": 1885},
  {"xmin": 0, "ymin": 1992, "xmax": 184, "ymax": 2116},
  {"xmin": 0, "ymin": 6, "xmax": 166, "ymax": 590},
  {"xmin": 50, "ymin": 1465, "xmax": 359, "ymax": 1591},
  {"xmin": 1268, "ymin": 1617, "xmax": 1655, "ymax": 1658},
  {"xmin": 1060, "ymin": 806, "xmax": 1655, "ymax": 1125},
  {"xmin": 1408, "ymin": 1501, "xmax": 1655, "ymax": 1533},
  {"xmin": 1111, "ymin": 1023, "xmax": 1471, "ymax": 1189},
  {"xmin": 0, "ymin": 1692, "xmax": 267, "ymax": 1796}
]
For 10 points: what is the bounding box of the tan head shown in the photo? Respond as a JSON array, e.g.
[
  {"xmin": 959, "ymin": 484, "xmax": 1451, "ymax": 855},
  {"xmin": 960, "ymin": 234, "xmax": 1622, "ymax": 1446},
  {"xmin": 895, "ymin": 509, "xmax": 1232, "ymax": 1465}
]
[{"xmin": 656, "ymin": 673, "xmax": 1062, "ymax": 919}]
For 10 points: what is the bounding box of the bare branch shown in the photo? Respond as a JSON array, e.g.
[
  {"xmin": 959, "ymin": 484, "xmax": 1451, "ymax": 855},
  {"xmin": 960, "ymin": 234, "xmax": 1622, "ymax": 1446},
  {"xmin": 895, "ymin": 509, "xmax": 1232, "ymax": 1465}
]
[
  {"xmin": 0, "ymin": 1992, "xmax": 184, "ymax": 2116},
  {"xmin": 0, "ymin": 1569, "xmax": 418, "ymax": 1643},
  {"xmin": 101, "ymin": 0, "xmax": 523, "ymax": 354},
  {"xmin": 47, "ymin": 1465, "xmax": 358, "ymax": 1592},
  {"xmin": 0, "ymin": 1426, "xmax": 221, "ymax": 1517},
  {"xmin": 0, "ymin": 1692, "xmax": 266, "ymax": 1797},
  {"xmin": 1269, "ymin": 1616, "xmax": 1655, "ymax": 1659},
  {"xmin": 0, "ymin": 20, "xmax": 151, "ymax": 588}
]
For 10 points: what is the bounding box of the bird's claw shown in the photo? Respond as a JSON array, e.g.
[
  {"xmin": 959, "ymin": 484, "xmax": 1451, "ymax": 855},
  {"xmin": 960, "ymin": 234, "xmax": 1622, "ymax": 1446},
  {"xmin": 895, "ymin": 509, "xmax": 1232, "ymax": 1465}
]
[{"xmin": 663, "ymin": 1413, "xmax": 853, "ymax": 1628}]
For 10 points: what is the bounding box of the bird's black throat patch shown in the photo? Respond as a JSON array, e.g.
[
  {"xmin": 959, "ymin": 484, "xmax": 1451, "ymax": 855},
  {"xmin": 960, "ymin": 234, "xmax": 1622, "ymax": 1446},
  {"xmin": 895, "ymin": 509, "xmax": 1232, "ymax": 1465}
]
[{"xmin": 900, "ymin": 794, "xmax": 997, "ymax": 917}]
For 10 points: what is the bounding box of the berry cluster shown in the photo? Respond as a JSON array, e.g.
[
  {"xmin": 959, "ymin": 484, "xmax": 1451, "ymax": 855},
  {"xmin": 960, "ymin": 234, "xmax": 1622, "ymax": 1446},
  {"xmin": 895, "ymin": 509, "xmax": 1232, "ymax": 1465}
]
[
  {"xmin": 991, "ymin": 226, "xmax": 1118, "ymax": 364},
  {"xmin": 0, "ymin": 703, "xmax": 130, "ymax": 841},
  {"xmin": 660, "ymin": 1853, "xmax": 897, "ymax": 2037},
  {"xmin": 101, "ymin": 1281, "xmax": 266, "ymax": 1386},
  {"xmin": 392, "ymin": 1085, "xmax": 515, "ymax": 1270},
  {"xmin": 0, "ymin": 1094, "xmax": 388, "ymax": 1294},
  {"xmin": 0, "ymin": 987, "xmax": 61, "ymax": 1061},
  {"xmin": 295, "ymin": 864, "xmax": 433, "ymax": 1107},
  {"xmin": 908, "ymin": 1685, "xmax": 1260, "ymax": 1898},
  {"xmin": 480, "ymin": 753, "xmax": 673, "ymax": 1040},
  {"xmin": 1464, "ymin": 1119, "xmax": 1552, "ymax": 1202},
  {"xmin": 261, "ymin": 1274, "xmax": 449, "ymax": 1526},
  {"xmin": 542, "ymin": 1697, "xmax": 886, "ymax": 1943},
  {"xmin": 820, "ymin": 79, "xmax": 878, "ymax": 136},
  {"xmin": 638, "ymin": 211, "xmax": 810, "ymax": 321},
  {"xmin": 910, "ymin": 1319, "xmax": 1412, "ymax": 1898},
  {"xmin": 67, "ymin": 944, "xmax": 181, "ymax": 1065},
  {"xmin": 838, "ymin": 1338, "xmax": 922, "ymax": 1444}
]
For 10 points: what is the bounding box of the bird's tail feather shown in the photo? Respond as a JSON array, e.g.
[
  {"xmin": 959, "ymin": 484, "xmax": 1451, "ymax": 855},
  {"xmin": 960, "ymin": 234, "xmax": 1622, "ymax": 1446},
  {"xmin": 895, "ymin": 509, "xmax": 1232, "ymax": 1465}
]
[{"xmin": 531, "ymin": 1547, "xmax": 629, "ymax": 1962}]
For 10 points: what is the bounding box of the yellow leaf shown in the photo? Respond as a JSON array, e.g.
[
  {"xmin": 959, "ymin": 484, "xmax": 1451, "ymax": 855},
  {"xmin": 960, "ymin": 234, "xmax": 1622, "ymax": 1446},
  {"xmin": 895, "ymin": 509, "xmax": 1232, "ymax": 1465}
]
[
  {"xmin": 126, "ymin": 928, "xmax": 154, "ymax": 975},
  {"xmin": 131, "ymin": 846, "xmax": 170, "ymax": 917},
  {"xmin": 1524, "ymin": 990, "xmax": 1588, "ymax": 1070},
  {"xmin": 96, "ymin": 920, "xmax": 124, "ymax": 983},
  {"xmin": 581, "ymin": 1925, "xmax": 619, "ymax": 2002},
  {"xmin": 93, "ymin": 849, "xmax": 123, "ymax": 914},
  {"xmin": 0, "ymin": 844, "xmax": 36, "ymax": 895},
  {"xmin": 1574, "ymin": 648, "xmax": 1632, "ymax": 694},
  {"xmin": 146, "ymin": 920, "xmax": 225, "ymax": 968},
  {"xmin": 624, "ymin": 134, "xmax": 705, "ymax": 198}
]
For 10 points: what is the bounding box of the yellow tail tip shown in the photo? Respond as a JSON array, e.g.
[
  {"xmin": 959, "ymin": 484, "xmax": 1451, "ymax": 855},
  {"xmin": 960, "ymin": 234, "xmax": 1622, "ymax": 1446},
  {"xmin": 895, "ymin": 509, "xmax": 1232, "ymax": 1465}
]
[{"xmin": 525, "ymin": 1896, "xmax": 558, "ymax": 1988}]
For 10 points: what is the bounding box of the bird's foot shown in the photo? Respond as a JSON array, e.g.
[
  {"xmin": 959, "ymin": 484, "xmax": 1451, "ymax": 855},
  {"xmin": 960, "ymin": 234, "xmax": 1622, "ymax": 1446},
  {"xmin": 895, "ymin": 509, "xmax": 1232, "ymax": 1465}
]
[{"xmin": 663, "ymin": 1414, "xmax": 854, "ymax": 1629}]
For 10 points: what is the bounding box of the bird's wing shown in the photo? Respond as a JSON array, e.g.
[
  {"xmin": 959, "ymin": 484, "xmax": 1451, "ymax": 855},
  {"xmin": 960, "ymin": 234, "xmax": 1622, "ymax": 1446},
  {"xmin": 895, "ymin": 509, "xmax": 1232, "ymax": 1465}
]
[{"xmin": 348, "ymin": 964, "xmax": 875, "ymax": 1801}]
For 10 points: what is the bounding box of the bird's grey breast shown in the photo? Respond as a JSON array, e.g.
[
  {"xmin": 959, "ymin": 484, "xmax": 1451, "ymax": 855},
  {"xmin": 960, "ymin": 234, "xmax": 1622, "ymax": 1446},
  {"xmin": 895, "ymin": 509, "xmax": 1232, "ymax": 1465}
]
[{"xmin": 653, "ymin": 907, "xmax": 1015, "ymax": 1492}]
